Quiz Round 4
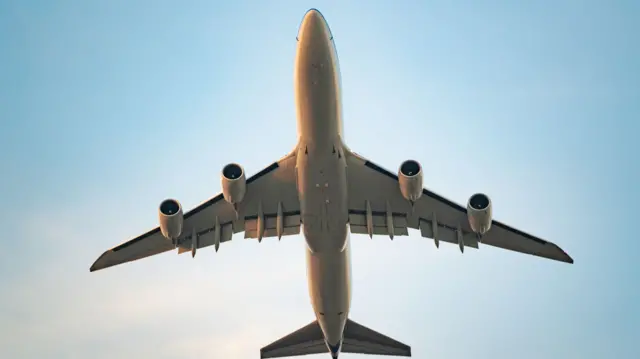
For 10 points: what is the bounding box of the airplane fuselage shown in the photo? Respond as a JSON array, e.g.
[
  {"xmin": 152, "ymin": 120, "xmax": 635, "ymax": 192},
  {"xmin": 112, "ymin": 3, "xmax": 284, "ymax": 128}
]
[{"xmin": 294, "ymin": 9, "xmax": 351, "ymax": 353}]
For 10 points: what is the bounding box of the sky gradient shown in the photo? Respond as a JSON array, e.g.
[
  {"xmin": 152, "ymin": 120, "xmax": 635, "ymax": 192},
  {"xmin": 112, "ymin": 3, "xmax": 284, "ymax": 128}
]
[{"xmin": 1, "ymin": 0, "xmax": 638, "ymax": 358}]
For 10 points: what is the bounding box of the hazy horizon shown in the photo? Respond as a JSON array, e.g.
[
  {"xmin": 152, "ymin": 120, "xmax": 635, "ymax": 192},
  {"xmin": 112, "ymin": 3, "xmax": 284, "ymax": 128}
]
[{"xmin": 1, "ymin": 1, "xmax": 638, "ymax": 358}]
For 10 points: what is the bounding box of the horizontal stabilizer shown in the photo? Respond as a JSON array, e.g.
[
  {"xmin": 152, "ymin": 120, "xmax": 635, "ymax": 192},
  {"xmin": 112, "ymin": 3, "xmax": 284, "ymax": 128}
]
[
  {"xmin": 260, "ymin": 320, "xmax": 326, "ymax": 358},
  {"xmin": 342, "ymin": 318, "xmax": 411, "ymax": 357},
  {"xmin": 260, "ymin": 318, "xmax": 411, "ymax": 358}
]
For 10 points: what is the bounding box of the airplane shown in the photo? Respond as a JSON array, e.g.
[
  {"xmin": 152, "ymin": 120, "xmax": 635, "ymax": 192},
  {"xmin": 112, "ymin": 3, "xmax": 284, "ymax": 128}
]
[{"xmin": 89, "ymin": 8, "xmax": 574, "ymax": 359}]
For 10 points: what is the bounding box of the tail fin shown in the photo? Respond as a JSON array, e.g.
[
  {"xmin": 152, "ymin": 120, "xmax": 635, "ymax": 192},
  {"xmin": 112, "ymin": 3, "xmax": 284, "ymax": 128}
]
[{"xmin": 260, "ymin": 318, "xmax": 411, "ymax": 358}]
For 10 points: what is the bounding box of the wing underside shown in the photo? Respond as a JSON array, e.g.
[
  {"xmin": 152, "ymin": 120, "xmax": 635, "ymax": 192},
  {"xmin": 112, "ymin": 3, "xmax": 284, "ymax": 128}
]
[
  {"xmin": 344, "ymin": 150, "xmax": 573, "ymax": 263},
  {"xmin": 90, "ymin": 150, "xmax": 301, "ymax": 272}
]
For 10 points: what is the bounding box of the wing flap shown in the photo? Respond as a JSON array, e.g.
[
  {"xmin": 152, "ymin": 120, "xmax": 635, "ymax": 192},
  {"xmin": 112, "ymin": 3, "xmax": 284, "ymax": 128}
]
[
  {"xmin": 349, "ymin": 225, "xmax": 409, "ymax": 236},
  {"xmin": 244, "ymin": 211, "xmax": 302, "ymax": 239},
  {"xmin": 176, "ymin": 220, "xmax": 235, "ymax": 255},
  {"xmin": 245, "ymin": 225, "xmax": 301, "ymax": 239},
  {"xmin": 348, "ymin": 211, "xmax": 409, "ymax": 236},
  {"xmin": 418, "ymin": 218, "xmax": 479, "ymax": 248}
]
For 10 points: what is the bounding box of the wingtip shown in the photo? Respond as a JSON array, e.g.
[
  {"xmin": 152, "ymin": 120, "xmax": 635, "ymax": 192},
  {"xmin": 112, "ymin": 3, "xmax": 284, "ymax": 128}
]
[
  {"xmin": 89, "ymin": 261, "xmax": 101, "ymax": 272},
  {"xmin": 557, "ymin": 251, "xmax": 574, "ymax": 264},
  {"xmin": 547, "ymin": 242, "xmax": 574, "ymax": 264},
  {"xmin": 557, "ymin": 245, "xmax": 574, "ymax": 264},
  {"xmin": 89, "ymin": 250, "xmax": 112, "ymax": 272}
]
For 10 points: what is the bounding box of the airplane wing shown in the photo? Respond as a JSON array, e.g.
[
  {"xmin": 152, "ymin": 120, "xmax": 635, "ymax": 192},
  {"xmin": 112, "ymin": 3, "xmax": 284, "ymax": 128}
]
[
  {"xmin": 344, "ymin": 151, "xmax": 573, "ymax": 264},
  {"xmin": 90, "ymin": 150, "xmax": 301, "ymax": 272}
]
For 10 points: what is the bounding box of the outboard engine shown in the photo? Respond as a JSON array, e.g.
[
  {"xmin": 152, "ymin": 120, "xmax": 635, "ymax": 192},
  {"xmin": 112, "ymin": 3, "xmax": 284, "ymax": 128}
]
[
  {"xmin": 467, "ymin": 193, "xmax": 492, "ymax": 235},
  {"xmin": 159, "ymin": 198, "xmax": 183, "ymax": 241}
]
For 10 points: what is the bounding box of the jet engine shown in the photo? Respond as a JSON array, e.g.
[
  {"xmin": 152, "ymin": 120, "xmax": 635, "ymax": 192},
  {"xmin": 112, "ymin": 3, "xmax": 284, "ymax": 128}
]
[
  {"xmin": 467, "ymin": 193, "xmax": 492, "ymax": 235},
  {"xmin": 221, "ymin": 163, "xmax": 246, "ymax": 205},
  {"xmin": 398, "ymin": 159, "xmax": 423, "ymax": 202},
  {"xmin": 159, "ymin": 198, "xmax": 184, "ymax": 240}
]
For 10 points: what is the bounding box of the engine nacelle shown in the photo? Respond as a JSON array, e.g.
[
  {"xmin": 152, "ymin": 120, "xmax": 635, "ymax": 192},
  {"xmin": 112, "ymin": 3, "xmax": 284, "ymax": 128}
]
[
  {"xmin": 159, "ymin": 198, "xmax": 183, "ymax": 240},
  {"xmin": 398, "ymin": 160, "xmax": 423, "ymax": 202},
  {"xmin": 221, "ymin": 163, "xmax": 246, "ymax": 205},
  {"xmin": 467, "ymin": 193, "xmax": 492, "ymax": 235}
]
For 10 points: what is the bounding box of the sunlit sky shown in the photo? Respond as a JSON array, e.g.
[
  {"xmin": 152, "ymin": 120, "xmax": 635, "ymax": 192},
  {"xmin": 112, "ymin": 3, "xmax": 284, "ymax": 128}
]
[{"xmin": 1, "ymin": 0, "xmax": 638, "ymax": 358}]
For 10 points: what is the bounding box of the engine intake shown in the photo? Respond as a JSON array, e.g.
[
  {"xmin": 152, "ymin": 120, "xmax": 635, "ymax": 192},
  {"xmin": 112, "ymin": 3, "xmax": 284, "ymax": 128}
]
[
  {"xmin": 398, "ymin": 160, "xmax": 423, "ymax": 202},
  {"xmin": 467, "ymin": 193, "xmax": 492, "ymax": 235},
  {"xmin": 159, "ymin": 198, "xmax": 183, "ymax": 240},
  {"xmin": 222, "ymin": 163, "xmax": 246, "ymax": 204}
]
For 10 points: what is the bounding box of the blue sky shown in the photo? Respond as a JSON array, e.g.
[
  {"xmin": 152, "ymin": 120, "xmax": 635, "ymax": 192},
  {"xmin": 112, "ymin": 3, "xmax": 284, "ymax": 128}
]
[{"xmin": 1, "ymin": 0, "xmax": 638, "ymax": 358}]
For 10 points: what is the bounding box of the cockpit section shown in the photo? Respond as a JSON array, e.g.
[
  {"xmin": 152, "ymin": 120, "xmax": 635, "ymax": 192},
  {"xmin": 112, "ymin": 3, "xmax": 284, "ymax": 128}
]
[{"xmin": 297, "ymin": 8, "xmax": 333, "ymax": 42}]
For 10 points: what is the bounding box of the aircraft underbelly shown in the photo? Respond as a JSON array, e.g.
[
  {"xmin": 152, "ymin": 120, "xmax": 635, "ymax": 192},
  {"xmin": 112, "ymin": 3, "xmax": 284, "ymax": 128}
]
[
  {"xmin": 297, "ymin": 137, "xmax": 348, "ymax": 251},
  {"xmin": 306, "ymin": 243, "xmax": 351, "ymax": 346}
]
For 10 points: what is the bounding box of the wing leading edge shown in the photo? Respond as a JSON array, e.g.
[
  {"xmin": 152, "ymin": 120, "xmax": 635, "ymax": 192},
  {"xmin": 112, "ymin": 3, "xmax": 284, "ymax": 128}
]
[
  {"xmin": 90, "ymin": 151, "xmax": 301, "ymax": 272},
  {"xmin": 344, "ymin": 151, "xmax": 573, "ymax": 264}
]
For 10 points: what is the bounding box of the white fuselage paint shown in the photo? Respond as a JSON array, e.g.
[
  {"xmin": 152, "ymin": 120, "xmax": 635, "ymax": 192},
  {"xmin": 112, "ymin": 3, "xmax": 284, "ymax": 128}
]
[{"xmin": 294, "ymin": 9, "xmax": 351, "ymax": 349}]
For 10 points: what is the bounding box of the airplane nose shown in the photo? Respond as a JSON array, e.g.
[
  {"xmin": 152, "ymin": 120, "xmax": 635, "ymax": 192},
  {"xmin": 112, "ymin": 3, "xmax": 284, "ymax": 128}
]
[
  {"xmin": 297, "ymin": 8, "xmax": 331, "ymax": 42},
  {"xmin": 304, "ymin": 8, "xmax": 322, "ymax": 20}
]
